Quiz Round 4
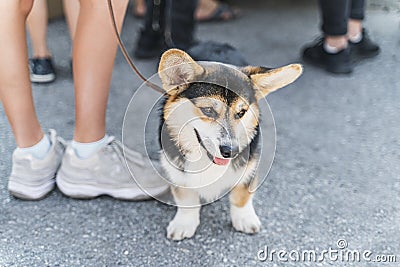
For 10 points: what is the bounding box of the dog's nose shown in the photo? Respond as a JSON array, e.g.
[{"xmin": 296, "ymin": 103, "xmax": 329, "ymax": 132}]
[{"xmin": 219, "ymin": 145, "xmax": 239, "ymax": 158}]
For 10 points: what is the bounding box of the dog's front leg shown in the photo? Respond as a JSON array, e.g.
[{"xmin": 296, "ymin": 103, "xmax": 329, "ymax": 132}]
[
  {"xmin": 167, "ymin": 186, "xmax": 200, "ymax": 241},
  {"xmin": 230, "ymin": 183, "xmax": 261, "ymax": 234}
]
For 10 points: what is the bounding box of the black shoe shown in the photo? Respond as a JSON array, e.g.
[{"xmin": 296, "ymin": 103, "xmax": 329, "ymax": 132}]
[
  {"xmin": 133, "ymin": 28, "xmax": 166, "ymax": 59},
  {"xmin": 350, "ymin": 28, "xmax": 380, "ymax": 60},
  {"xmin": 302, "ymin": 38, "xmax": 353, "ymax": 74},
  {"xmin": 29, "ymin": 57, "xmax": 56, "ymax": 83}
]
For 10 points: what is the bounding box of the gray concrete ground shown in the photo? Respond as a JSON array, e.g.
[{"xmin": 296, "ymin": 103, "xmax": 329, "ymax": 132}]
[{"xmin": 1, "ymin": 0, "xmax": 400, "ymax": 266}]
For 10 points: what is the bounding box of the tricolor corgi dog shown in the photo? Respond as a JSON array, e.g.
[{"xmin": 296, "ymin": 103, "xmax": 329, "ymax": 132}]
[{"xmin": 157, "ymin": 49, "xmax": 302, "ymax": 240}]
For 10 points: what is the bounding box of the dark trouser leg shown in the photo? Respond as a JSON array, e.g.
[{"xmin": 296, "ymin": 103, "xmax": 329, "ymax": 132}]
[
  {"xmin": 350, "ymin": 0, "xmax": 365, "ymax": 20},
  {"xmin": 143, "ymin": 0, "xmax": 166, "ymax": 32},
  {"xmin": 166, "ymin": 0, "xmax": 198, "ymax": 50},
  {"xmin": 134, "ymin": 0, "xmax": 197, "ymax": 57},
  {"xmin": 319, "ymin": 0, "xmax": 350, "ymax": 36},
  {"xmin": 134, "ymin": 0, "xmax": 166, "ymax": 58}
]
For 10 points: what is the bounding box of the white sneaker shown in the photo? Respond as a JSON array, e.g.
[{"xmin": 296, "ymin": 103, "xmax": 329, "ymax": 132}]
[
  {"xmin": 56, "ymin": 136, "xmax": 169, "ymax": 200},
  {"xmin": 8, "ymin": 129, "xmax": 65, "ymax": 200}
]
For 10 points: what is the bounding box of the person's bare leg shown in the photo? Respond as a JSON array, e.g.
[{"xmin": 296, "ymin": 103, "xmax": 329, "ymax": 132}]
[
  {"xmin": 63, "ymin": 0, "xmax": 79, "ymax": 41},
  {"xmin": 26, "ymin": 0, "xmax": 51, "ymax": 58},
  {"xmin": 56, "ymin": 0, "xmax": 169, "ymax": 200},
  {"xmin": 0, "ymin": 0, "xmax": 43, "ymax": 148},
  {"xmin": 73, "ymin": 0, "xmax": 128, "ymax": 142},
  {"xmin": 325, "ymin": 35, "xmax": 348, "ymax": 51},
  {"xmin": 195, "ymin": 0, "xmax": 239, "ymax": 21},
  {"xmin": 195, "ymin": 0, "xmax": 218, "ymax": 20},
  {"xmin": 347, "ymin": 19, "xmax": 362, "ymax": 40},
  {"xmin": 132, "ymin": 0, "xmax": 146, "ymax": 17}
]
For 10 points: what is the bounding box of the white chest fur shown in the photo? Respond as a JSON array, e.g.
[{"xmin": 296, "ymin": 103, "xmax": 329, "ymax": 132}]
[{"xmin": 160, "ymin": 148, "xmax": 257, "ymax": 202}]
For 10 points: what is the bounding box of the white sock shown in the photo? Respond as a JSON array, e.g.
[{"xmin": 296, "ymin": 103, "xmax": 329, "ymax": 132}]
[
  {"xmin": 323, "ymin": 43, "xmax": 347, "ymax": 54},
  {"xmin": 19, "ymin": 134, "xmax": 51, "ymax": 160},
  {"xmin": 71, "ymin": 135, "xmax": 109, "ymax": 159},
  {"xmin": 349, "ymin": 32, "xmax": 362, "ymax": 43}
]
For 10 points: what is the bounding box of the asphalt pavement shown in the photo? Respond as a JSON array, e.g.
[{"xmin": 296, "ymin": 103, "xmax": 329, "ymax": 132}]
[{"xmin": 1, "ymin": 0, "xmax": 399, "ymax": 266}]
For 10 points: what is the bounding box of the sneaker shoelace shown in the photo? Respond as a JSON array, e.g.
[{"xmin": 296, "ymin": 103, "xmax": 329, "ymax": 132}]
[
  {"xmin": 106, "ymin": 137, "xmax": 145, "ymax": 167},
  {"xmin": 56, "ymin": 137, "xmax": 67, "ymax": 147}
]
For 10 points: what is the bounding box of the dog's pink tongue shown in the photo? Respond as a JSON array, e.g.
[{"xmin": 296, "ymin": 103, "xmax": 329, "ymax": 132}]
[{"xmin": 213, "ymin": 157, "xmax": 230, "ymax": 166}]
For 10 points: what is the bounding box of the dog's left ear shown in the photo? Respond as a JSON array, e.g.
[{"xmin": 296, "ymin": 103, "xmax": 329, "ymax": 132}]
[
  {"xmin": 158, "ymin": 49, "xmax": 204, "ymax": 94},
  {"xmin": 242, "ymin": 64, "xmax": 303, "ymax": 100}
]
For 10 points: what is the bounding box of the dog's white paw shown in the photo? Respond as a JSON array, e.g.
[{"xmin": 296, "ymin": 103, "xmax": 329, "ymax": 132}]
[
  {"xmin": 232, "ymin": 212, "xmax": 261, "ymax": 234},
  {"xmin": 231, "ymin": 203, "xmax": 261, "ymax": 234},
  {"xmin": 167, "ymin": 215, "xmax": 199, "ymax": 241}
]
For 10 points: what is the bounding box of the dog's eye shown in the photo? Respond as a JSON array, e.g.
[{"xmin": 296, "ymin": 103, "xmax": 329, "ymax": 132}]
[
  {"xmin": 235, "ymin": 109, "xmax": 247, "ymax": 119},
  {"xmin": 200, "ymin": 107, "xmax": 217, "ymax": 118}
]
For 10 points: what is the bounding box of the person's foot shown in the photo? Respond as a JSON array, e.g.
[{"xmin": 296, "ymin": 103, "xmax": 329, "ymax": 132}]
[
  {"xmin": 302, "ymin": 38, "xmax": 353, "ymax": 74},
  {"xmin": 133, "ymin": 28, "xmax": 166, "ymax": 59},
  {"xmin": 350, "ymin": 28, "xmax": 380, "ymax": 60},
  {"xmin": 195, "ymin": 0, "xmax": 240, "ymax": 22},
  {"xmin": 8, "ymin": 130, "xmax": 65, "ymax": 200},
  {"xmin": 56, "ymin": 136, "xmax": 169, "ymax": 200},
  {"xmin": 29, "ymin": 57, "xmax": 56, "ymax": 83},
  {"xmin": 132, "ymin": 0, "xmax": 146, "ymax": 18}
]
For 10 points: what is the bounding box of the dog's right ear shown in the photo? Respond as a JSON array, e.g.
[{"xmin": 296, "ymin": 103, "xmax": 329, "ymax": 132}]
[{"xmin": 158, "ymin": 49, "xmax": 204, "ymax": 95}]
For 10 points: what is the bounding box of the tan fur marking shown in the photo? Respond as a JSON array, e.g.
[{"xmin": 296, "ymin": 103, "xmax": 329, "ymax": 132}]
[
  {"xmin": 247, "ymin": 103, "xmax": 260, "ymax": 128},
  {"xmin": 171, "ymin": 186, "xmax": 196, "ymax": 202},
  {"xmin": 163, "ymin": 95, "xmax": 179, "ymax": 121},
  {"xmin": 194, "ymin": 96, "xmax": 226, "ymax": 107},
  {"xmin": 171, "ymin": 186, "xmax": 182, "ymax": 199},
  {"xmin": 229, "ymin": 184, "xmax": 252, "ymax": 208},
  {"xmin": 192, "ymin": 106, "xmax": 215, "ymax": 122},
  {"xmin": 193, "ymin": 96, "xmax": 226, "ymax": 120},
  {"xmin": 231, "ymin": 98, "xmax": 249, "ymax": 114},
  {"xmin": 231, "ymin": 100, "xmax": 260, "ymax": 128},
  {"xmin": 241, "ymin": 66, "xmax": 267, "ymax": 76}
]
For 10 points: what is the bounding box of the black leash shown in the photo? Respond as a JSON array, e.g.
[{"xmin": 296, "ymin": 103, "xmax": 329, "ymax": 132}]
[{"xmin": 107, "ymin": 0, "xmax": 164, "ymax": 93}]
